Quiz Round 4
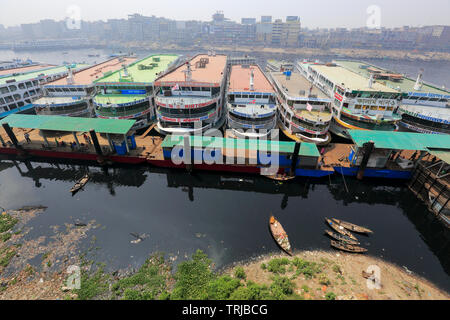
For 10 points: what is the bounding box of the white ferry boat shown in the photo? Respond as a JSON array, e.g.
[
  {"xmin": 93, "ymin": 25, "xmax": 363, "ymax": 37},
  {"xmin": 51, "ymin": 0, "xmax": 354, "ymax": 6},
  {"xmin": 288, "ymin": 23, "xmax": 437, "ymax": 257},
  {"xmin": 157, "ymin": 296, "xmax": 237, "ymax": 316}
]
[
  {"xmin": 298, "ymin": 61, "xmax": 403, "ymax": 139},
  {"xmin": 93, "ymin": 54, "xmax": 181, "ymax": 131},
  {"xmin": 33, "ymin": 57, "xmax": 136, "ymax": 118},
  {"xmin": 226, "ymin": 64, "xmax": 277, "ymax": 138},
  {"xmin": 269, "ymin": 68, "xmax": 332, "ymax": 145},
  {"xmin": 154, "ymin": 53, "xmax": 228, "ymax": 135},
  {"xmin": 334, "ymin": 60, "xmax": 450, "ymax": 135},
  {"xmin": 0, "ymin": 63, "xmax": 89, "ymax": 119}
]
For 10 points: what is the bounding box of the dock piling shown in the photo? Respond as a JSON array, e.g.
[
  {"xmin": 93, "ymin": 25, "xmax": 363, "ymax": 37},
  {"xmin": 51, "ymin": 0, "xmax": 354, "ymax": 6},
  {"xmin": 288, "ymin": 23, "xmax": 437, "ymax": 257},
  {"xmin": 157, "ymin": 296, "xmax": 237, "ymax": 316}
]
[
  {"xmin": 2, "ymin": 123, "xmax": 19, "ymax": 147},
  {"xmin": 90, "ymin": 130, "xmax": 103, "ymax": 156},
  {"xmin": 290, "ymin": 142, "xmax": 301, "ymax": 177},
  {"xmin": 357, "ymin": 141, "xmax": 375, "ymax": 180}
]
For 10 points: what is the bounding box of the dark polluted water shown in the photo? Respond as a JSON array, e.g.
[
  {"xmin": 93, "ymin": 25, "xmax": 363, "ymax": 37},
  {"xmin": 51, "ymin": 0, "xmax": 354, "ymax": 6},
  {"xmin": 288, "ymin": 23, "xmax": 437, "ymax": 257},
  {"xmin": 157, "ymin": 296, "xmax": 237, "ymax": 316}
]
[{"xmin": 0, "ymin": 158, "xmax": 449, "ymax": 292}]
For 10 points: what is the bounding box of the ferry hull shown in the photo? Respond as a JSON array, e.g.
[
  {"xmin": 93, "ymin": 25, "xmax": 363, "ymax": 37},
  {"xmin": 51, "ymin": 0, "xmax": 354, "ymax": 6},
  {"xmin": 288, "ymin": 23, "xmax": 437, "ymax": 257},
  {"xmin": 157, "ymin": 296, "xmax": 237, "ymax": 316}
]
[
  {"xmin": 279, "ymin": 121, "xmax": 331, "ymax": 146},
  {"xmin": 334, "ymin": 166, "xmax": 412, "ymax": 180}
]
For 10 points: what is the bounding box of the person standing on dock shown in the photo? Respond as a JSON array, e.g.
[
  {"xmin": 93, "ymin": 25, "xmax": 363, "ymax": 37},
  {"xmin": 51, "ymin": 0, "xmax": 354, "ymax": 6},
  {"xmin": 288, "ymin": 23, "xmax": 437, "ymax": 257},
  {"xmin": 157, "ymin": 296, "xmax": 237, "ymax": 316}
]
[{"xmin": 24, "ymin": 132, "xmax": 31, "ymax": 144}]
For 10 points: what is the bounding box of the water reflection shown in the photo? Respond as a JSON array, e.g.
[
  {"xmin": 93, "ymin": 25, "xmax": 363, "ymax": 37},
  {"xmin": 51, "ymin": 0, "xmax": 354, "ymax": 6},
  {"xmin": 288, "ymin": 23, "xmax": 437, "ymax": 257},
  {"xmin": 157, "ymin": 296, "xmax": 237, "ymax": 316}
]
[{"xmin": 0, "ymin": 156, "xmax": 449, "ymax": 291}]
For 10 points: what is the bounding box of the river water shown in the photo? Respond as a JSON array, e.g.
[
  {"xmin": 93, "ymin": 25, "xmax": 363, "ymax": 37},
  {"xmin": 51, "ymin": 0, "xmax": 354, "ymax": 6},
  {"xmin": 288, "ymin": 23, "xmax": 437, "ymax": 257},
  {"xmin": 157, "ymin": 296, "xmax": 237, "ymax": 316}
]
[{"xmin": 0, "ymin": 49, "xmax": 449, "ymax": 292}]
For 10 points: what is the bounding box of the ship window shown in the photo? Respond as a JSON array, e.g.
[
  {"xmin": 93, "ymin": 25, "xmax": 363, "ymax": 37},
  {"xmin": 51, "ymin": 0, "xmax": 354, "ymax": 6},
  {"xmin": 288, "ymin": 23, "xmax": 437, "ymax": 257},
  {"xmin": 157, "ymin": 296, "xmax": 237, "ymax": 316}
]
[
  {"xmin": 354, "ymin": 105, "xmax": 362, "ymax": 109},
  {"xmin": 0, "ymin": 87, "xmax": 9, "ymax": 94},
  {"xmin": 386, "ymin": 107, "xmax": 393, "ymax": 111},
  {"xmin": 235, "ymin": 94, "xmax": 241, "ymax": 98},
  {"xmin": 263, "ymin": 95, "xmax": 269, "ymax": 99},
  {"xmin": 13, "ymin": 94, "xmax": 21, "ymax": 101},
  {"xmin": 0, "ymin": 98, "xmax": 4, "ymax": 104},
  {"xmin": 192, "ymin": 87, "xmax": 201, "ymax": 91},
  {"xmin": 378, "ymin": 106, "xmax": 386, "ymax": 111},
  {"xmin": 362, "ymin": 105, "xmax": 369, "ymax": 110},
  {"xmin": 17, "ymin": 101, "xmax": 24, "ymax": 107},
  {"xmin": 32, "ymin": 80, "xmax": 38, "ymax": 86},
  {"xmin": 249, "ymin": 95, "xmax": 255, "ymax": 99},
  {"xmin": 8, "ymin": 85, "xmax": 17, "ymax": 92},
  {"xmin": 26, "ymin": 82, "xmax": 33, "ymax": 88},
  {"xmin": 370, "ymin": 106, "xmax": 378, "ymax": 110},
  {"xmin": 242, "ymin": 95, "xmax": 248, "ymax": 98}
]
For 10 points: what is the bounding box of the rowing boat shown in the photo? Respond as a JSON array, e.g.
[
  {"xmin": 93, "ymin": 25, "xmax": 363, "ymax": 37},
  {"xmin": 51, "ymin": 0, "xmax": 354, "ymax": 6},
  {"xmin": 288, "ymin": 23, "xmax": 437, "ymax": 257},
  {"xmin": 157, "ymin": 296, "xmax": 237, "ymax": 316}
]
[
  {"xmin": 330, "ymin": 240, "xmax": 367, "ymax": 254},
  {"xmin": 269, "ymin": 215, "xmax": 293, "ymax": 256},
  {"xmin": 325, "ymin": 218, "xmax": 357, "ymax": 241},
  {"xmin": 70, "ymin": 174, "xmax": 90, "ymax": 194},
  {"xmin": 332, "ymin": 218, "xmax": 373, "ymax": 234},
  {"xmin": 324, "ymin": 230, "xmax": 360, "ymax": 245}
]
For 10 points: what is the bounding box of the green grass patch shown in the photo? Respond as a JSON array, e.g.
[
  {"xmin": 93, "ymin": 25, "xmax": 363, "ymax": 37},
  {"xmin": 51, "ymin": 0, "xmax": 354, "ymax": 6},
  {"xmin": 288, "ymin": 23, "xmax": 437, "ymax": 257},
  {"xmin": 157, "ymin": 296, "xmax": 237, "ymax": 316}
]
[
  {"xmin": 266, "ymin": 258, "xmax": 290, "ymax": 274},
  {"xmin": 0, "ymin": 214, "xmax": 18, "ymax": 233}
]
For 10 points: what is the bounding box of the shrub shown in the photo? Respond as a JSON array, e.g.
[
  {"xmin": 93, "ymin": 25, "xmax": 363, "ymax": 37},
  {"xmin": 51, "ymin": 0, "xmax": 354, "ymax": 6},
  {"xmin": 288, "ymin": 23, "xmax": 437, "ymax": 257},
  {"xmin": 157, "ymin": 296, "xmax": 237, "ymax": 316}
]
[
  {"xmin": 326, "ymin": 292, "xmax": 337, "ymax": 300},
  {"xmin": 207, "ymin": 275, "xmax": 241, "ymax": 300},
  {"xmin": 171, "ymin": 250, "xmax": 214, "ymax": 300},
  {"xmin": 267, "ymin": 258, "xmax": 290, "ymax": 274},
  {"xmin": 234, "ymin": 267, "xmax": 246, "ymax": 280},
  {"xmin": 270, "ymin": 276, "xmax": 295, "ymax": 299}
]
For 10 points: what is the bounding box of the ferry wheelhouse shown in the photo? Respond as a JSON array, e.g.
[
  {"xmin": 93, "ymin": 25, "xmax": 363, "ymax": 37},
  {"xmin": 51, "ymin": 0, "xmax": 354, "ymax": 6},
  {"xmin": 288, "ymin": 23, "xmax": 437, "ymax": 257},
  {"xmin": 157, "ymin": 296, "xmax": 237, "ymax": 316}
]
[
  {"xmin": 334, "ymin": 60, "xmax": 450, "ymax": 135},
  {"xmin": 269, "ymin": 69, "xmax": 332, "ymax": 145},
  {"xmin": 154, "ymin": 53, "xmax": 228, "ymax": 135},
  {"xmin": 33, "ymin": 57, "xmax": 136, "ymax": 118},
  {"xmin": 298, "ymin": 61, "xmax": 403, "ymax": 139},
  {"xmin": 226, "ymin": 64, "xmax": 277, "ymax": 138},
  {"xmin": 0, "ymin": 63, "xmax": 88, "ymax": 119},
  {"xmin": 93, "ymin": 54, "xmax": 181, "ymax": 131}
]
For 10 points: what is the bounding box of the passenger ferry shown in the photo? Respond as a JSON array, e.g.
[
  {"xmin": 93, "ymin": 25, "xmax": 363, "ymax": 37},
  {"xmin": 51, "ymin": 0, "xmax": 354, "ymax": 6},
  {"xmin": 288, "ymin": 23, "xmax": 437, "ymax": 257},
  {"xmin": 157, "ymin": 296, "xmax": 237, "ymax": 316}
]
[
  {"xmin": 93, "ymin": 54, "xmax": 181, "ymax": 131},
  {"xmin": 298, "ymin": 61, "xmax": 403, "ymax": 139},
  {"xmin": 0, "ymin": 63, "xmax": 89, "ymax": 119},
  {"xmin": 154, "ymin": 53, "xmax": 228, "ymax": 135},
  {"xmin": 334, "ymin": 60, "xmax": 450, "ymax": 135},
  {"xmin": 33, "ymin": 57, "xmax": 136, "ymax": 118},
  {"xmin": 269, "ymin": 68, "xmax": 332, "ymax": 145},
  {"xmin": 226, "ymin": 64, "xmax": 277, "ymax": 138}
]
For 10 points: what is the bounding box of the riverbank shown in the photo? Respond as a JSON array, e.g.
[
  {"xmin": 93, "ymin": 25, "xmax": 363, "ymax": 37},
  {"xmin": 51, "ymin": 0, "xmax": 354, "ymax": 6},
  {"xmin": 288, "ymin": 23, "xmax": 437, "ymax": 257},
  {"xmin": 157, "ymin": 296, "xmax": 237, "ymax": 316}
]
[{"xmin": 104, "ymin": 41, "xmax": 450, "ymax": 62}]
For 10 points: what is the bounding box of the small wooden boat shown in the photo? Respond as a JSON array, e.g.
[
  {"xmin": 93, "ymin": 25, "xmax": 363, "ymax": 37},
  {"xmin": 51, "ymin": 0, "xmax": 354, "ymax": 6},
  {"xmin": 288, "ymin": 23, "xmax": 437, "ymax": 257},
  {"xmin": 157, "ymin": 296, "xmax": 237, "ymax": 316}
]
[
  {"xmin": 330, "ymin": 240, "xmax": 367, "ymax": 254},
  {"xmin": 324, "ymin": 230, "xmax": 360, "ymax": 245},
  {"xmin": 267, "ymin": 174, "xmax": 295, "ymax": 182},
  {"xmin": 70, "ymin": 174, "xmax": 90, "ymax": 194},
  {"xmin": 269, "ymin": 215, "xmax": 293, "ymax": 256},
  {"xmin": 332, "ymin": 218, "xmax": 373, "ymax": 234},
  {"xmin": 325, "ymin": 218, "xmax": 357, "ymax": 241}
]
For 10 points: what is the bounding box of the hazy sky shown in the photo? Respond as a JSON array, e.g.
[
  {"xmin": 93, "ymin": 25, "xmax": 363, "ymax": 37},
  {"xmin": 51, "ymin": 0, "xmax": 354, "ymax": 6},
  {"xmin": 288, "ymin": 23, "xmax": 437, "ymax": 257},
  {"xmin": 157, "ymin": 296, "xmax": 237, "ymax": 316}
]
[{"xmin": 1, "ymin": 0, "xmax": 449, "ymax": 28}]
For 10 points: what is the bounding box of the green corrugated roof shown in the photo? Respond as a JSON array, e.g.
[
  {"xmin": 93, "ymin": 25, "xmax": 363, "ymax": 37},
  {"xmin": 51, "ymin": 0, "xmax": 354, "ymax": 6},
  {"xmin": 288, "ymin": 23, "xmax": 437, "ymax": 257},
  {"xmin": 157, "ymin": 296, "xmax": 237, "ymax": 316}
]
[
  {"xmin": 161, "ymin": 135, "xmax": 320, "ymax": 157},
  {"xmin": 0, "ymin": 114, "xmax": 135, "ymax": 135},
  {"xmin": 348, "ymin": 130, "xmax": 450, "ymax": 151}
]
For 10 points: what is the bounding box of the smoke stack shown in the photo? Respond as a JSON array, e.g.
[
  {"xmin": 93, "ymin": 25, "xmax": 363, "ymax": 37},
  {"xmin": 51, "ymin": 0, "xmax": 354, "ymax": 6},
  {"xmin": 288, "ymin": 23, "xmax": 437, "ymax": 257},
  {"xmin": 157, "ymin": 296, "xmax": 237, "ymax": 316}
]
[
  {"xmin": 414, "ymin": 69, "xmax": 424, "ymax": 91},
  {"xmin": 183, "ymin": 62, "xmax": 192, "ymax": 82},
  {"xmin": 122, "ymin": 64, "xmax": 129, "ymax": 77},
  {"xmin": 250, "ymin": 69, "xmax": 254, "ymax": 91}
]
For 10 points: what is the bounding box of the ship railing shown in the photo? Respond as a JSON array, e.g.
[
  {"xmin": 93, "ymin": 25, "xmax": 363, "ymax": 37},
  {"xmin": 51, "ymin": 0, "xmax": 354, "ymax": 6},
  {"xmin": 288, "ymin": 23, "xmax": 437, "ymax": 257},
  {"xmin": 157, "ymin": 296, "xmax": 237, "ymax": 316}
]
[
  {"xmin": 155, "ymin": 94, "xmax": 219, "ymax": 107},
  {"xmin": 401, "ymin": 118, "xmax": 450, "ymax": 134},
  {"xmin": 227, "ymin": 115, "xmax": 277, "ymax": 130}
]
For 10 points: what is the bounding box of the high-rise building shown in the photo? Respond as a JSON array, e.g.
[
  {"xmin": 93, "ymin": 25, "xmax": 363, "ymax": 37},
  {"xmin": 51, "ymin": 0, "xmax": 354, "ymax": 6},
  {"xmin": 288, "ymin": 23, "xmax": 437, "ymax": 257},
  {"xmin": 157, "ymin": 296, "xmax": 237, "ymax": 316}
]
[
  {"xmin": 241, "ymin": 18, "xmax": 257, "ymax": 25},
  {"xmin": 261, "ymin": 16, "xmax": 272, "ymax": 23}
]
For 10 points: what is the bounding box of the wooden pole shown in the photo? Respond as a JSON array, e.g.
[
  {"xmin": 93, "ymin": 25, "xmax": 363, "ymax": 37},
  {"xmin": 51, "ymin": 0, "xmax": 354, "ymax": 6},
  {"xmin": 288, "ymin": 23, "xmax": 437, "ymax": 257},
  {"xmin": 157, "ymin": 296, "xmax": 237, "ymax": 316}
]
[
  {"xmin": 1, "ymin": 123, "xmax": 18, "ymax": 147},
  {"xmin": 357, "ymin": 141, "xmax": 375, "ymax": 180},
  {"xmin": 290, "ymin": 142, "xmax": 301, "ymax": 177},
  {"xmin": 73, "ymin": 132, "xmax": 80, "ymax": 148},
  {"xmin": 89, "ymin": 130, "xmax": 103, "ymax": 156}
]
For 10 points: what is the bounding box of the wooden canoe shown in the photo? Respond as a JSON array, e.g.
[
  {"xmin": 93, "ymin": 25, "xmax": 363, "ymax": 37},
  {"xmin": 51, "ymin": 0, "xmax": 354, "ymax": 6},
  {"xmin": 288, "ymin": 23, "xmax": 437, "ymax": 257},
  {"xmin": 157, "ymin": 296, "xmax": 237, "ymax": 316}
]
[
  {"xmin": 269, "ymin": 216, "xmax": 293, "ymax": 256},
  {"xmin": 332, "ymin": 218, "xmax": 373, "ymax": 234},
  {"xmin": 330, "ymin": 240, "xmax": 367, "ymax": 254},
  {"xmin": 324, "ymin": 230, "xmax": 360, "ymax": 245},
  {"xmin": 325, "ymin": 218, "xmax": 358, "ymax": 241},
  {"xmin": 70, "ymin": 174, "xmax": 90, "ymax": 194}
]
